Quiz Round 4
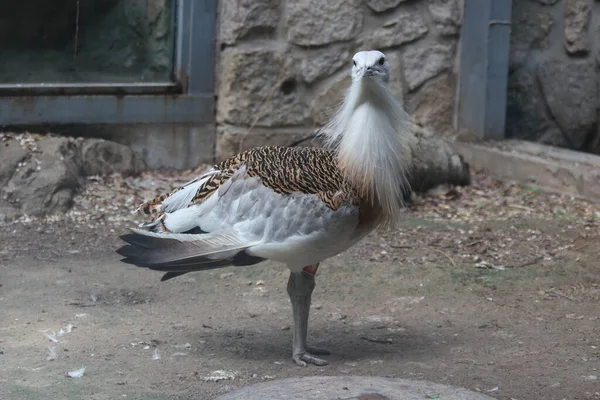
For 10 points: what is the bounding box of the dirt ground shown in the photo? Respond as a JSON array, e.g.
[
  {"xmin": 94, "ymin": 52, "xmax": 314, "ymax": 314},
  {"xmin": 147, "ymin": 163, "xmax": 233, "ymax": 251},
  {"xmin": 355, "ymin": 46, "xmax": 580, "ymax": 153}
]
[{"xmin": 1, "ymin": 171, "xmax": 599, "ymax": 400}]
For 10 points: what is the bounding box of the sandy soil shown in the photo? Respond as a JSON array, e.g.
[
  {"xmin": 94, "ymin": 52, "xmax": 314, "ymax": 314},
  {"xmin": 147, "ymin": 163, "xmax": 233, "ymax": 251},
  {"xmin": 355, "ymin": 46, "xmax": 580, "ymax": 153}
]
[{"xmin": 1, "ymin": 172, "xmax": 599, "ymax": 400}]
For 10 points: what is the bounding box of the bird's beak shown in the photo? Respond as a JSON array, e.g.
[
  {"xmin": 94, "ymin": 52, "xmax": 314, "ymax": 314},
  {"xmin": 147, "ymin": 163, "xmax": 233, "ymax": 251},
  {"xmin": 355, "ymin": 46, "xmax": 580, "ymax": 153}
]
[{"xmin": 362, "ymin": 67, "xmax": 374, "ymax": 77}]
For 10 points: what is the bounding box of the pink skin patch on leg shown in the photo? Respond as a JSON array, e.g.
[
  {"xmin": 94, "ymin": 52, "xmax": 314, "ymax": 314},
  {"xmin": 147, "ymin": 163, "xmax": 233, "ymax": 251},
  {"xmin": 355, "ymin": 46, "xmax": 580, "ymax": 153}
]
[{"xmin": 302, "ymin": 264, "xmax": 319, "ymax": 276}]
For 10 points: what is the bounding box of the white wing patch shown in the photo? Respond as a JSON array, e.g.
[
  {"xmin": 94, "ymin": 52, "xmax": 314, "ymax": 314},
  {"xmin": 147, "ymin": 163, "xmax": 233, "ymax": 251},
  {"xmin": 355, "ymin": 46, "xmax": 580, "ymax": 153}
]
[{"xmin": 160, "ymin": 169, "xmax": 219, "ymax": 213}]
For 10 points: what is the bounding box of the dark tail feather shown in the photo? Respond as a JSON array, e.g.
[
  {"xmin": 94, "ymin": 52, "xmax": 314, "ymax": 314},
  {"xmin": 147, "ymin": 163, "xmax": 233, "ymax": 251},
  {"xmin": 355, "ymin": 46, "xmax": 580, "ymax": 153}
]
[
  {"xmin": 161, "ymin": 272, "xmax": 189, "ymax": 281},
  {"xmin": 116, "ymin": 230, "xmax": 265, "ymax": 281},
  {"xmin": 116, "ymin": 241, "xmax": 233, "ymax": 271}
]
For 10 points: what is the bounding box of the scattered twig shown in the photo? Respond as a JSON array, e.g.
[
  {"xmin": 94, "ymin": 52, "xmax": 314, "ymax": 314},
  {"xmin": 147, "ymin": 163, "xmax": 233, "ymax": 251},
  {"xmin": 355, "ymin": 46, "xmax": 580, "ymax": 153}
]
[
  {"xmin": 574, "ymin": 243, "xmax": 590, "ymax": 252},
  {"xmin": 418, "ymin": 240, "xmax": 456, "ymax": 267},
  {"xmin": 467, "ymin": 240, "xmax": 483, "ymax": 247},
  {"xmin": 361, "ymin": 336, "xmax": 393, "ymax": 345},
  {"xmin": 68, "ymin": 302, "xmax": 96, "ymax": 308},
  {"xmin": 549, "ymin": 289, "xmax": 574, "ymax": 301}
]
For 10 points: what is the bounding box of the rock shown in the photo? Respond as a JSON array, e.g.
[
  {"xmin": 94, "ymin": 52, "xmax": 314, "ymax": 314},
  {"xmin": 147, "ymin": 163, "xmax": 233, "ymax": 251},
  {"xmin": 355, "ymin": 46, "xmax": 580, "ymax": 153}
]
[
  {"xmin": 537, "ymin": 59, "xmax": 596, "ymax": 149},
  {"xmin": 411, "ymin": 74, "xmax": 455, "ymax": 136},
  {"xmin": 328, "ymin": 312, "xmax": 346, "ymax": 321},
  {"xmin": 428, "ymin": 0, "xmax": 461, "ymax": 36},
  {"xmin": 216, "ymin": 126, "xmax": 310, "ymax": 161},
  {"xmin": 403, "ymin": 41, "xmax": 455, "ymax": 91},
  {"xmin": 80, "ymin": 139, "xmax": 146, "ymax": 176},
  {"xmin": 361, "ymin": 12, "xmax": 429, "ymax": 49},
  {"xmin": 299, "ymin": 45, "xmax": 352, "ymax": 84},
  {"xmin": 365, "ymin": 0, "xmax": 408, "ymax": 13},
  {"xmin": 509, "ymin": 1, "xmax": 553, "ymax": 70},
  {"xmin": 588, "ymin": 126, "xmax": 600, "ymax": 155},
  {"xmin": 219, "ymin": 0, "xmax": 280, "ymax": 45},
  {"xmin": 286, "ymin": 0, "xmax": 363, "ymax": 46},
  {"xmin": 1, "ymin": 137, "xmax": 82, "ymax": 217},
  {"xmin": 217, "ymin": 48, "xmax": 308, "ymax": 127},
  {"xmin": 0, "ymin": 140, "xmax": 28, "ymax": 187},
  {"xmin": 564, "ymin": 0, "xmax": 591, "ymax": 55},
  {"xmin": 310, "ymin": 75, "xmax": 350, "ymax": 126},
  {"xmin": 216, "ymin": 375, "xmax": 494, "ymax": 400},
  {"xmin": 0, "ymin": 134, "xmax": 148, "ymax": 219},
  {"xmin": 385, "ymin": 50, "xmax": 406, "ymax": 104},
  {"xmin": 505, "ymin": 68, "xmax": 568, "ymax": 147}
]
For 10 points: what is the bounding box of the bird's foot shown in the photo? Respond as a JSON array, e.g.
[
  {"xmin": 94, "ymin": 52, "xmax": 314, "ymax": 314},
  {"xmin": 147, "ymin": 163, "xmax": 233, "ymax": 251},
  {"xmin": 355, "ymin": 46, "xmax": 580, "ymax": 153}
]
[{"xmin": 292, "ymin": 347, "xmax": 330, "ymax": 367}]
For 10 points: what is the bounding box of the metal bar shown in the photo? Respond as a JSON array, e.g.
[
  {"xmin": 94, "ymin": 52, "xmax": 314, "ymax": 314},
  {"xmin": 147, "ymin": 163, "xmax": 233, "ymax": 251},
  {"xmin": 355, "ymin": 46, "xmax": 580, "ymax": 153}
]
[
  {"xmin": 457, "ymin": 0, "xmax": 512, "ymax": 140},
  {"xmin": 485, "ymin": 0, "xmax": 512, "ymax": 139},
  {"xmin": 0, "ymin": 94, "xmax": 213, "ymax": 125},
  {"xmin": 175, "ymin": 0, "xmax": 192, "ymax": 91},
  {"xmin": 0, "ymin": 82, "xmax": 181, "ymax": 96}
]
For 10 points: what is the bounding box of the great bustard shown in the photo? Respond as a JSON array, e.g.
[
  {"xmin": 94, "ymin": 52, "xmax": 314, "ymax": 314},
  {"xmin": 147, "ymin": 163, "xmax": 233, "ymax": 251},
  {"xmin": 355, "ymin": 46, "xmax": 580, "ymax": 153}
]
[{"xmin": 117, "ymin": 50, "xmax": 415, "ymax": 366}]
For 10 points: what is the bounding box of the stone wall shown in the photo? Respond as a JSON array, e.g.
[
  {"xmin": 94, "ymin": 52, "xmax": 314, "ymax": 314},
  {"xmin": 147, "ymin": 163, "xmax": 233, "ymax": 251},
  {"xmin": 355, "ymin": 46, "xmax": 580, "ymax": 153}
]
[
  {"xmin": 215, "ymin": 0, "xmax": 463, "ymax": 161},
  {"xmin": 507, "ymin": 0, "xmax": 600, "ymax": 154}
]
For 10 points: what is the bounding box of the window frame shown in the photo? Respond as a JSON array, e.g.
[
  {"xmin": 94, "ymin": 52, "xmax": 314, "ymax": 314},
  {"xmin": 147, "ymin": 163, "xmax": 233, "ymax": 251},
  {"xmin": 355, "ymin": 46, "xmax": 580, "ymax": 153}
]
[{"xmin": 0, "ymin": 0, "xmax": 217, "ymax": 125}]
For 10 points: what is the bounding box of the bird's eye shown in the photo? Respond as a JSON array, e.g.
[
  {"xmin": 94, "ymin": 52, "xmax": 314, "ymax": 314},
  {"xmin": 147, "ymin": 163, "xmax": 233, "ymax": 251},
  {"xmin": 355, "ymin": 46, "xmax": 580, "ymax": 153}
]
[
  {"xmin": 378, "ymin": 57, "xmax": 385, "ymax": 65},
  {"xmin": 352, "ymin": 60, "xmax": 356, "ymax": 67}
]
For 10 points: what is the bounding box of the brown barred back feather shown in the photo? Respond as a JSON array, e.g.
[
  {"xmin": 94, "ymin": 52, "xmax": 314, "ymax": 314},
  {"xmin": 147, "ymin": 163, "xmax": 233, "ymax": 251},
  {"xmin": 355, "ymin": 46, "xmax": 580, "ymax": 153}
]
[{"xmin": 137, "ymin": 146, "xmax": 361, "ymax": 220}]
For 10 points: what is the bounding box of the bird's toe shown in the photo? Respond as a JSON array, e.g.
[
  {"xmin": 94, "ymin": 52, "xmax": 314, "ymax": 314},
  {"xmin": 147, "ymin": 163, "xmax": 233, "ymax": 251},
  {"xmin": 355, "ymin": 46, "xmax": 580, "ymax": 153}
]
[{"xmin": 293, "ymin": 351, "xmax": 329, "ymax": 366}]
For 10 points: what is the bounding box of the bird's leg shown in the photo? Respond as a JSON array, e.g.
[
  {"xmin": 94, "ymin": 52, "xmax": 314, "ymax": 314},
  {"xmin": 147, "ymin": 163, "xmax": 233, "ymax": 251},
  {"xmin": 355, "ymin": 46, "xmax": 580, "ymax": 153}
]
[{"xmin": 287, "ymin": 265, "xmax": 330, "ymax": 367}]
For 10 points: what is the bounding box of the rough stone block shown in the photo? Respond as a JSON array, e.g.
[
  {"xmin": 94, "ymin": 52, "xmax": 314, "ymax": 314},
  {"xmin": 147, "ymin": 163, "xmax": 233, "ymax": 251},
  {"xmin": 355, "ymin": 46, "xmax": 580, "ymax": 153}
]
[
  {"xmin": 361, "ymin": 12, "xmax": 429, "ymax": 49},
  {"xmin": 428, "ymin": 0, "xmax": 462, "ymax": 36},
  {"xmin": 509, "ymin": 1, "xmax": 553, "ymax": 70},
  {"xmin": 298, "ymin": 45, "xmax": 352, "ymax": 84},
  {"xmin": 403, "ymin": 41, "xmax": 456, "ymax": 91},
  {"xmin": 286, "ymin": 0, "xmax": 363, "ymax": 46},
  {"xmin": 505, "ymin": 68, "xmax": 568, "ymax": 147},
  {"xmin": 537, "ymin": 58, "xmax": 596, "ymax": 149},
  {"xmin": 385, "ymin": 50, "xmax": 406, "ymax": 104},
  {"xmin": 217, "ymin": 48, "xmax": 308, "ymax": 127},
  {"xmin": 219, "ymin": 0, "xmax": 280, "ymax": 45},
  {"xmin": 564, "ymin": 0, "xmax": 591, "ymax": 55},
  {"xmin": 365, "ymin": 0, "xmax": 408, "ymax": 13},
  {"xmin": 410, "ymin": 73, "xmax": 456, "ymax": 136}
]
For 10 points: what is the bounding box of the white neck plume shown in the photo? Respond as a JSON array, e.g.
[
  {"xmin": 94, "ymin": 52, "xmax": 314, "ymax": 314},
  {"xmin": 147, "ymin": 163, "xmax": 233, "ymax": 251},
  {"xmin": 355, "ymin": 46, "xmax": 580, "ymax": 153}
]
[{"xmin": 323, "ymin": 76, "xmax": 415, "ymax": 227}]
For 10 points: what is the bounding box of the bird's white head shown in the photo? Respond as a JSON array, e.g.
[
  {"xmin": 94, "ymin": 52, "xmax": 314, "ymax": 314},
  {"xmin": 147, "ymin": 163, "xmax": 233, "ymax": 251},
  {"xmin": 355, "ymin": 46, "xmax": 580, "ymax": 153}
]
[
  {"xmin": 351, "ymin": 50, "xmax": 389, "ymax": 83},
  {"xmin": 322, "ymin": 50, "xmax": 415, "ymax": 228}
]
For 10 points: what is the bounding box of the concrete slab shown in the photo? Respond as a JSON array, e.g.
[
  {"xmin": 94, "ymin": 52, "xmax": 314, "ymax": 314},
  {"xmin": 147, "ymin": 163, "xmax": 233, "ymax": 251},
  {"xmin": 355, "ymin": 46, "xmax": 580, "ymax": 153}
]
[
  {"xmin": 454, "ymin": 139, "xmax": 600, "ymax": 202},
  {"xmin": 35, "ymin": 123, "xmax": 217, "ymax": 170},
  {"xmin": 216, "ymin": 376, "xmax": 495, "ymax": 400}
]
